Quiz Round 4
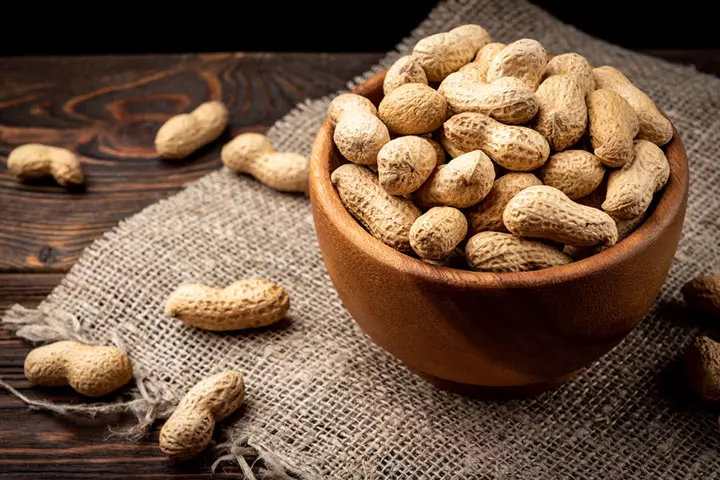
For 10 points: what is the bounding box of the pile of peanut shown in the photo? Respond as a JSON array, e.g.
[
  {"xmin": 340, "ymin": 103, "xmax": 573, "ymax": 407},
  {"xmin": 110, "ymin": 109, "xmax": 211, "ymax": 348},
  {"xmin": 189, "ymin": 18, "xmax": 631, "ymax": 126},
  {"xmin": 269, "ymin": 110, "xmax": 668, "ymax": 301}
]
[{"xmin": 329, "ymin": 25, "xmax": 673, "ymax": 273}]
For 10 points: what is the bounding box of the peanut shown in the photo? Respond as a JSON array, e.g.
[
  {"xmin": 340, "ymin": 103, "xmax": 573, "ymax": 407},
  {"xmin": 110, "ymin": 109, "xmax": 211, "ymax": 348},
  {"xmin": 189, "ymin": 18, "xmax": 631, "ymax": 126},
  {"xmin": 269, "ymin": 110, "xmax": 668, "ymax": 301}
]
[
  {"xmin": 684, "ymin": 337, "xmax": 720, "ymax": 402},
  {"xmin": 333, "ymin": 113, "xmax": 390, "ymax": 165},
  {"xmin": 410, "ymin": 207, "xmax": 468, "ymax": 260},
  {"xmin": 532, "ymin": 75, "xmax": 587, "ymax": 151},
  {"xmin": 602, "ymin": 140, "xmax": 669, "ymax": 219},
  {"xmin": 383, "ymin": 55, "xmax": 428, "ymax": 95},
  {"xmin": 564, "ymin": 211, "xmax": 647, "ymax": 260},
  {"xmin": 24, "ymin": 341, "xmax": 133, "ymax": 397},
  {"xmin": 412, "ymin": 25, "xmax": 490, "ymax": 82},
  {"xmin": 155, "ymin": 101, "xmax": 228, "ymax": 159},
  {"xmin": 449, "ymin": 24, "xmax": 492, "ymax": 55},
  {"xmin": 538, "ymin": 150, "xmax": 605, "ymax": 200},
  {"xmin": 457, "ymin": 62, "xmax": 489, "ymax": 81},
  {"xmin": 465, "ymin": 172, "xmax": 542, "ymax": 235},
  {"xmin": 378, "ymin": 83, "xmax": 447, "ymax": 135},
  {"xmin": 486, "ymin": 39, "xmax": 547, "ymax": 91},
  {"xmin": 472, "ymin": 42, "xmax": 506, "ymax": 80},
  {"xmin": 160, "ymin": 371, "xmax": 245, "ymax": 460},
  {"xmin": 543, "ymin": 53, "xmax": 595, "ymax": 96},
  {"xmin": 593, "ymin": 66, "xmax": 673, "ymax": 146},
  {"xmin": 165, "ymin": 279, "xmax": 290, "ymax": 331},
  {"xmin": 443, "ymin": 112, "xmax": 550, "ymax": 171},
  {"xmin": 424, "ymin": 136, "xmax": 447, "ymax": 166},
  {"xmin": 586, "ymin": 89, "xmax": 639, "ymax": 167},
  {"xmin": 332, "ymin": 164, "xmax": 421, "ymax": 253},
  {"xmin": 377, "ymin": 136, "xmax": 437, "ymax": 195},
  {"xmin": 437, "ymin": 129, "xmax": 470, "ymax": 159},
  {"xmin": 7, "ymin": 144, "xmax": 84, "ymax": 186},
  {"xmin": 504, "ymin": 185, "xmax": 618, "ymax": 247},
  {"xmin": 465, "ymin": 231, "xmax": 572, "ymax": 272},
  {"xmin": 414, "ymin": 150, "xmax": 495, "ymax": 209},
  {"xmin": 682, "ymin": 274, "xmax": 720, "ymax": 316},
  {"xmin": 327, "ymin": 93, "xmax": 378, "ymax": 126},
  {"xmin": 438, "ymin": 73, "xmax": 539, "ymax": 124}
]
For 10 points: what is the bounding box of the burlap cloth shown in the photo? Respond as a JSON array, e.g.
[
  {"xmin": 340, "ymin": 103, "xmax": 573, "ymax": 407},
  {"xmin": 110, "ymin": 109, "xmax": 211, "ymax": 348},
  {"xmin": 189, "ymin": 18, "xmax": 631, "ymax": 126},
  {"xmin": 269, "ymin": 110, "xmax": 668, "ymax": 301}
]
[{"xmin": 3, "ymin": 0, "xmax": 720, "ymax": 478}]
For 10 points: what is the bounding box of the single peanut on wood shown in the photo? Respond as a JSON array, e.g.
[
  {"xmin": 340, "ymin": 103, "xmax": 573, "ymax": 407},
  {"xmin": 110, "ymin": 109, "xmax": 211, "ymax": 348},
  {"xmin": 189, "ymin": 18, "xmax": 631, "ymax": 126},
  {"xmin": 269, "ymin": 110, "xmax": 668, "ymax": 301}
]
[
  {"xmin": 412, "ymin": 25, "xmax": 490, "ymax": 82},
  {"xmin": 221, "ymin": 133, "xmax": 309, "ymax": 193},
  {"xmin": 377, "ymin": 136, "xmax": 437, "ymax": 195},
  {"xmin": 543, "ymin": 53, "xmax": 595, "ymax": 96},
  {"xmin": 7, "ymin": 144, "xmax": 84, "ymax": 186},
  {"xmin": 332, "ymin": 164, "xmax": 421, "ymax": 253},
  {"xmin": 378, "ymin": 83, "xmax": 448, "ymax": 135},
  {"xmin": 531, "ymin": 75, "xmax": 587, "ymax": 151},
  {"xmin": 410, "ymin": 207, "xmax": 468, "ymax": 260},
  {"xmin": 684, "ymin": 337, "xmax": 720, "ymax": 402},
  {"xmin": 486, "ymin": 39, "xmax": 547, "ymax": 91},
  {"xmin": 504, "ymin": 185, "xmax": 618, "ymax": 247},
  {"xmin": 24, "ymin": 341, "xmax": 133, "ymax": 397},
  {"xmin": 602, "ymin": 140, "xmax": 669, "ymax": 219},
  {"xmin": 160, "ymin": 371, "xmax": 245, "ymax": 460},
  {"xmin": 539, "ymin": 150, "xmax": 605, "ymax": 200},
  {"xmin": 682, "ymin": 274, "xmax": 720, "ymax": 316},
  {"xmin": 586, "ymin": 89, "xmax": 639, "ymax": 167},
  {"xmin": 333, "ymin": 112, "xmax": 390, "ymax": 165},
  {"xmin": 155, "ymin": 102, "xmax": 229, "ymax": 159},
  {"xmin": 465, "ymin": 231, "xmax": 572, "ymax": 272},
  {"xmin": 383, "ymin": 55, "xmax": 428, "ymax": 95},
  {"xmin": 165, "ymin": 279, "xmax": 290, "ymax": 331},
  {"xmin": 472, "ymin": 42, "xmax": 506, "ymax": 80},
  {"xmin": 327, "ymin": 93, "xmax": 378, "ymax": 126}
]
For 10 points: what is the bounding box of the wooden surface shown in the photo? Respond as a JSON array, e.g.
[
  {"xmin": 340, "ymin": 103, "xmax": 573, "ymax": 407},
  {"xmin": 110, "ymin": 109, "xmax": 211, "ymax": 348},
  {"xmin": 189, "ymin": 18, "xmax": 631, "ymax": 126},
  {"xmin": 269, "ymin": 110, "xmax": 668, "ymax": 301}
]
[{"xmin": 0, "ymin": 50, "xmax": 715, "ymax": 478}]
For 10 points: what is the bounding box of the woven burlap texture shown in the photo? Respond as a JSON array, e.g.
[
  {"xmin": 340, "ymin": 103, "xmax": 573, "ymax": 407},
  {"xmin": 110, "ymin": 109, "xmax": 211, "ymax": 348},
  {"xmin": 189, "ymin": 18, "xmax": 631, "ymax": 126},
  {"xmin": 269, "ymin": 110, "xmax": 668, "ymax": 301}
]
[{"xmin": 4, "ymin": 0, "xmax": 720, "ymax": 478}]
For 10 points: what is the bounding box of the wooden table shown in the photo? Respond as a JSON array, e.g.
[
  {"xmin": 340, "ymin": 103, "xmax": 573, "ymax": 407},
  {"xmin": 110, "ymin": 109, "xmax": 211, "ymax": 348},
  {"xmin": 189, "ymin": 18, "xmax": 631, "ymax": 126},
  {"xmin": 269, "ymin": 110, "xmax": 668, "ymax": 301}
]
[{"xmin": 0, "ymin": 50, "xmax": 716, "ymax": 478}]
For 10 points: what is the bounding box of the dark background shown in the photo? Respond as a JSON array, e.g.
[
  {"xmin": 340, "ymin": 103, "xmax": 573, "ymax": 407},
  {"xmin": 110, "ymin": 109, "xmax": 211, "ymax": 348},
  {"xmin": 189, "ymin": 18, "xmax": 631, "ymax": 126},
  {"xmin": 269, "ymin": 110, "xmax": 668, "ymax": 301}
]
[{"xmin": 0, "ymin": 1, "xmax": 717, "ymax": 56}]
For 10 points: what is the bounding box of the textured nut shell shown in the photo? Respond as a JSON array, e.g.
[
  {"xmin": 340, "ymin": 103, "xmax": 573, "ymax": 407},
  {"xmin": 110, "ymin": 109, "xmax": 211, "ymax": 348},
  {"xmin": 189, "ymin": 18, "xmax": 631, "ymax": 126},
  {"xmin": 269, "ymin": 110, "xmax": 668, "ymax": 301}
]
[
  {"xmin": 378, "ymin": 84, "xmax": 447, "ymax": 135},
  {"xmin": 472, "ymin": 42, "xmax": 506, "ymax": 80},
  {"xmin": 543, "ymin": 53, "xmax": 595, "ymax": 96},
  {"xmin": 160, "ymin": 371, "xmax": 245, "ymax": 460},
  {"xmin": 564, "ymin": 211, "xmax": 648, "ymax": 260},
  {"xmin": 437, "ymin": 129, "xmax": 470, "ymax": 159},
  {"xmin": 155, "ymin": 101, "xmax": 228, "ymax": 159},
  {"xmin": 24, "ymin": 341, "xmax": 133, "ymax": 397},
  {"xmin": 504, "ymin": 185, "xmax": 618, "ymax": 247},
  {"xmin": 425, "ymin": 137, "xmax": 447, "ymax": 166},
  {"xmin": 443, "ymin": 112, "xmax": 549, "ymax": 171},
  {"xmin": 531, "ymin": 75, "xmax": 587, "ymax": 151},
  {"xmin": 465, "ymin": 172, "xmax": 542, "ymax": 234},
  {"xmin": 682, "ymin": 274, "xmax": 720, "ymax": 316},
  {"xmin": 333, "ymin": 113, "xmax": 390, "ymax": 165},
  {"xmin": 593, "ymin": 66, "xmax": 673, "ymax": 146},
  {"xmin": 383, "ymin": 55, "xmax": 428, "ymax": 95},
  {"xmin": 412, "ymin": 32, "xmax": 476, "ymax": 82},
  {"xmin": 539, "ymin": 150, "xmax": 605, "ymax": 200},
  {"xmin": 7, "ymin": 144, "xmax": 84, "ymax": 186},
  {"xmin": 486, "ymin": 39, "xmax": 547, "ymax": 91},
  {"xmin": 165, "ymin": 279, "xmax": 290, "ymax": 331},
  {"xmin": 414, "ymin": 150, "xmax": 495, "ymax": 208},
  {"xmin": 439, "ymin": 74, "xmax": 539, "ymax": 124},
  {"xmin": 331, "ymin": 164, "xmax": 421, "ymax": 253},
  {"xmin": 410, "ymin": 207, "xmax": 468, "ymax": 260},
  {"xmin": 602, "ymin": 140, "xmax": 670, "ymax": 219},
  {"xmin": 449, "ymin": 24, "xmax": 491, "ymax": 55},
  {"xmin": 465, "ymin": 231, "xmax": 572, "ymax": 272},
  {"xmin": 684, "ymin": 337, "xmax": 720, "ymax": 402},
  {"xmin": 377, "ymin": 136, "xmax": 437, "ymax": 195},
  {"xmin": 587, "ymin": 89, "xmax": 640, "ymax": 167},
  {"xmin": 457, "ymin": 62, "xmax": 489, "ymax": 82},
  {"xmin": 327, "ymin": 93, "xmax": 378, "ymax": 126}
]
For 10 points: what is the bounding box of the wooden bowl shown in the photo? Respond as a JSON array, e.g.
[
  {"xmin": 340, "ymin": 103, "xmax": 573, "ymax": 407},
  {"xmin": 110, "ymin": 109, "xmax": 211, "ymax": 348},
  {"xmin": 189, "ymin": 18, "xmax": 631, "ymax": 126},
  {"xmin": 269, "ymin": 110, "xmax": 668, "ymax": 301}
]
[{"xmin": 309, "ymin": 71, "xmax": 688, "ymax": 397}]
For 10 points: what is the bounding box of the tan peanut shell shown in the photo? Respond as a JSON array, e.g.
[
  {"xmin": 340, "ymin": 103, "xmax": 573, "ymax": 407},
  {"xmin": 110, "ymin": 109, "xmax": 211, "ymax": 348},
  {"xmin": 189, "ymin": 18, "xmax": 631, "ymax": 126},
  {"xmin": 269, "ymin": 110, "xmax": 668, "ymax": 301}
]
[
  {"xmin": 333, "ymin": 113, "xmax": 390, "ymax": 165},
  {"xmin": 457, "ymin": 62, "xmax": 489, "ymax": 81},
  {"xmin": 160, "ymin": 371, "xmax": 245, "ymax": 460},
  {"xmin": 472, "ymin": 42, "xmax": 506, "ymax": 80},
  {"xmin": 593, "ymin": 66, "xmax": 673, "ymax": 146},
  {"xmin": 327, "ymin": 93, "xmax": 378, "ymax": 126},
  {"xmin": 383, "ymin": 55, "xmax": 429, "ymax": 95},
  {"xmin": 564, "ymin": 211, "xmax": 647, "ymax": 260},
  {"xmin": 602, "ymin": 140, "xmax": 669, "ymax": 219},
  {"xmin": 682, "ymin": 274, "xmax": 720, "ymax": 316},
  {"xmin": 465, "ymin": 172, "xmax": 542, "ymax": 235},
  {"xmin": 412, "ymin": 26, "xmax": 487, "ymax": 82},
  {"xmin": 543, "ymin": 53, "xmax": 595, "ymax": 96},
  {"xmin": 684, "ymin": 337, "xmax": 720, "ymax": 402},
  {"xmin": 539, "ymin": 150, "xmax": 605, "ymax": 200},
  {"xmin": 414, "ymin": 150, "xmax": 495, "ymax": 209},
  {"xmin": 504, "ymin": 185, "xmax": 618, "ymax": 247},
  {"xmin": 24, "ymin": 341, "xmax": 133, "ymax": 397},
  {"xmin": 7, "ymin": 144, "xmax": 84, "ymax": 186},
  {"xmin": 165, "ymin": 279, "xmax": 290, "ymax": 331},
  {"xmin": 155, "ymin": 101, "xmax": 228, "ymax": 159},
  {"xmin": 378, "ymin": 84, "xmax": 447, "ymax": 135},
  {"xmin": 586, "ymin": 89, "xmax": 639, "ymax": 167},
  {"xmin": 377, "ymin": 136, "xmax": 437, "ymax": 195},
  {"xmin": 425, "ymin": 137, "xmax": 447, "ymax": 166},
  {"xmin": 437, "ymin": 129, "xmax": 470, "ymax": 159},
  {"xmin": 443, "ymin": 112, "xmax": 550, "ymax": 171},
  {"xmin": 438, "ymin": 73, "xmax": 539, "ymax": 124},
  {"xmin": 531, "ymin": 75, "xmax": 587, "ymax": 151},
  {"xmin": 221, "ymin": 133, "xmax": 309, "ymax": 193},
  {"xmin": 332, "ymin": 164, "xmax": 421, "ymax": 253},
  {"xmin": 410, "ymin": 207, "xmax": 468, "ymax": 260},
  {"xmin": 465, "ymin": 231, "xmax": 572, "ymax": 272},
  {"xmin": 449, "ymin": 24, "xmax": 491, "ymax": 55},
  {"xmin": 486, "ymin": 39, "xmax": 547, "ymax": 91}
]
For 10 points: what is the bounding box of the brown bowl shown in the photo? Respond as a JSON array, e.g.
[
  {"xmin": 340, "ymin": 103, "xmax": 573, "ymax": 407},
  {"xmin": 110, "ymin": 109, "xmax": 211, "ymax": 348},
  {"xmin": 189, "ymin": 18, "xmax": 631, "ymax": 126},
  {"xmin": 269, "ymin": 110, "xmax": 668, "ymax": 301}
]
[{"xmin": 309, "ymin": 71, "xmax": 688, "ymax": 397}]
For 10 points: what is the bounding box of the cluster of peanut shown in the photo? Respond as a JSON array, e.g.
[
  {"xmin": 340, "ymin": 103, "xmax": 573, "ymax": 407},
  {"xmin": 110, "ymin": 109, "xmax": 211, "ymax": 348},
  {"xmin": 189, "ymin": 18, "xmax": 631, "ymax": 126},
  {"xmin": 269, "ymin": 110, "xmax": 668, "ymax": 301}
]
[{"xmin": 329, "ymin": 24, "xmax": 672, "ymax": 273}]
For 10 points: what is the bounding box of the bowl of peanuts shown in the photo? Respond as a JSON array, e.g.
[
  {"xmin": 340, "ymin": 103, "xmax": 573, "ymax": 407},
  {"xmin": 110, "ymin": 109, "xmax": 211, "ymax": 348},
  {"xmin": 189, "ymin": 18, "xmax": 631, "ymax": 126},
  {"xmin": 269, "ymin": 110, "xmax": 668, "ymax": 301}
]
[{"xmin": 309, "ymin": 25, "xmax": 688, "ymax": 397}]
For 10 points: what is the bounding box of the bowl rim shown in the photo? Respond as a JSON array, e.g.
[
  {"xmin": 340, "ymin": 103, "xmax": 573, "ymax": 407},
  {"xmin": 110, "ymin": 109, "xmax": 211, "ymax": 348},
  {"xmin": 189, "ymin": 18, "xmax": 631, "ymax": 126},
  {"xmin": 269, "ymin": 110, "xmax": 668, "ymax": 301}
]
[{"xmin": 310, "ymin": 71, "xmax": 689, "ymax": 289}]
